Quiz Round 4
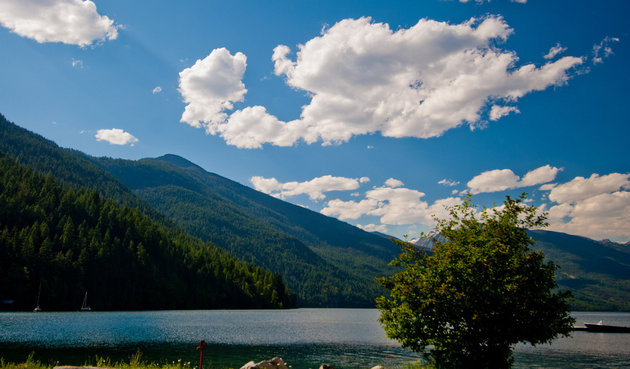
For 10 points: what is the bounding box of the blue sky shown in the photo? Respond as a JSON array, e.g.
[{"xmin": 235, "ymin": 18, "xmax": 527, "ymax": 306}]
[{"xmin": 1, "ymin": 0, "xmax": 629, "ymax": 242}]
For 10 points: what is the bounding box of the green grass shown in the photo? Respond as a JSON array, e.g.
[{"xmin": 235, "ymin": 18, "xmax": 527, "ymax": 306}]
[
  {"xmin": 0, "ymin": 352, "xmax": 215, "ymax": 369},
  {"xmin": 1, "ymin": 352, "xmax": 431, "ymax": 369}
]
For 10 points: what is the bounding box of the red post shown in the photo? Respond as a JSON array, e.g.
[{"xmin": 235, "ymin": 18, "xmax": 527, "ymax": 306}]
[{"xmin": 196, "ymin": 340, "xmax": 207, "ymax": 369}]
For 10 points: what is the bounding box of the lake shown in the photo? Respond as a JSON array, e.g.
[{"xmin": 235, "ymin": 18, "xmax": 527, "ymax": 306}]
[{"xmin": 1, "ymin": 309, "xmax": 629, "ymax": 368}]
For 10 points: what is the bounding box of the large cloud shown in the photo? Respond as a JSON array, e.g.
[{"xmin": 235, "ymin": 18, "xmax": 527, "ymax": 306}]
[
  {"xmin": 467, "ymin": 165, "xmax": 560, "ymax": 194},
  {"xmin": 546, "ymin": 173, "xmax": 630, "ymax": 203},
  {"xmin": 321, "ymin": 180, "xmax": 462, "ymax": 226},
  {"xmin": 543, "ymin": 172, "xmax": 630, "ymax": 241},
  {"xmin": 250, "ymin": 174, "xmax": 365, "ymax": 200},
  {"xmin": 0, "ymin": 0, "xmax": 118, "ymax": 47},
  {"xmin": 95, "ymin": 128, "xmax": 138, "ymax": 146},
  {"xmin": 184, "ymin": 16, "xmax": 583, "ymax": 148},
  {"xmin": 179, "ymin": 48, "xmax": 247, "ymax": 131}
]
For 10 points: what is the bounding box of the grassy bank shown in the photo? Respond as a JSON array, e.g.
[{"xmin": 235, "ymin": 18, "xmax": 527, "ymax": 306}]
[
  {"xmin": 1, "ymin": 352, "xmax": 432, "ymax": 369},
  {"xmin": 0, "ymin": 352, "xmax": 204, "ymax": 369}
]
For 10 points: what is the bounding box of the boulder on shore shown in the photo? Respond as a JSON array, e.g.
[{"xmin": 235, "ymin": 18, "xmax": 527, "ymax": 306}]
[{"xmin": 239, "ymin": 357, "xmax": 288, "ymax": 369}]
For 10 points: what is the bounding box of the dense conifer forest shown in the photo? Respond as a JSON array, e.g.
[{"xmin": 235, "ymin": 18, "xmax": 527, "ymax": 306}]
[{"xmin": 0, "ymin": 155, "xmax": 295, "ymax": 310}]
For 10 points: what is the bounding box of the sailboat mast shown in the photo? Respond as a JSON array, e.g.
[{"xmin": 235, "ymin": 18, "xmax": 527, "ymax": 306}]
[{"xmin": 33, "ymin": 283, "xmax": 42, "ymax": 312}]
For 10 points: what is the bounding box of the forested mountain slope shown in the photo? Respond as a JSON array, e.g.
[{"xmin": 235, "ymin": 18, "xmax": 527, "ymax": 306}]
[
  {"xmin": 0, "ymin": 155, "xmax": 295, "ymax": 310},
  {"xmin": 93, "ymin": 155, "xmax": 396, "ymax": 307},
  {"xmin": 0, "ymin": 114, "xmax": 155, "ymax": 216},
  {"xmin": 0, "ymin": 114, "xmax": 392, "ymax": 307},
  {"xmin": 528, "ymin": 230, "xmax": 630, "ymax": 311}
]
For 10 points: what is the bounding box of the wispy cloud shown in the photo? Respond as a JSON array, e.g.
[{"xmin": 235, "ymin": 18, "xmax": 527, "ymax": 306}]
[
  {"xmin": 438, "ymin": 179, "xmax": 460, "ymax": 187},
  {"xmin": 593, "ymin": 36, "xmax": 620, "ymax": 64},
  {"xmin": 544, "ymin": 43, "xmax": 567, "ymax": 59},
  {"xmin": 71, "ymin": 58, "xmax": 84, "ymax": 68}
]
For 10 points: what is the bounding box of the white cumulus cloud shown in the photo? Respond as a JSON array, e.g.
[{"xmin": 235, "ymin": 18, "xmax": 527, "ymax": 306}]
[
  {"xmin": 152, "ymin": 86, "xmax": 162, "ymax": 94},
  {"xmin": 179, "ymin": 48, "xmax": 247, "ymax": 131},
  {"xmin": 322, "ymin": 180, "xmax": 462, "ymax": 227},
  {"xmin": 467, "ymin": 165, "xmax": 560, "ymax": 194},
  {"xmin": 322, "ymin": 198, "xmax": 378, "ymax": 221},
  {"xmin": 547, "ymin": 173, "xmax": 630, "ymax": 204},
  {"xmin": 180, "ymin": 16, "xmax": 582, "ymax": 149},
  {"xmin": 385, "ymin": 178, "xmax": 404, "ymax": 188},
  {"xmin": 521, "ymin": 165, "xmax": 561, "ymax": 187},
  {"xmin": 250, "ymin": 174, "xmax": 363, "ymax": 200},
  {"xmin": 0, "ymin": 0, "xmax": 118, "ymax": 47},
  {"xmin": 95, "ymin": 128, "xmax": 138, "ymax": 146},
  {"xmin": 542, "ymin": 172, "xmax": 630, "ymax": 241}
]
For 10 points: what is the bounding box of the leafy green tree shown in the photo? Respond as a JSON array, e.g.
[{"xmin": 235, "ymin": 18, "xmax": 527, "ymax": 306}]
[{"xmin": 377, "ymin": 195, "xmax": 574, "ymax": 369}]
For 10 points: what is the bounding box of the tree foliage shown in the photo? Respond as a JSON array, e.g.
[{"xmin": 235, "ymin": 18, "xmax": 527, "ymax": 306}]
[{"xmin": 376, "ymin": 195, "xmax": 574, "ymax": 369}]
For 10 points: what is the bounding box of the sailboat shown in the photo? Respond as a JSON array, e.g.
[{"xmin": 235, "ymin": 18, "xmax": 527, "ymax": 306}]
[
  {"xmin": 33, "ymin": 283, "xmax": 42, "ymax": 312},
  {"xmin": 80, "ymin": 291, "xmax": 91, "ymax": 311}
]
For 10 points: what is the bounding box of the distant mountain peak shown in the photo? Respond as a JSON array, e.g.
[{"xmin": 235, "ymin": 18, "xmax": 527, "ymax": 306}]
[
  {"xmin": 411, "ymin": 231, "xmax": 445, "ymax": 250},
  {"xmin": 153, "ymin": 154, "xmax": 202, "ymax": 170}
]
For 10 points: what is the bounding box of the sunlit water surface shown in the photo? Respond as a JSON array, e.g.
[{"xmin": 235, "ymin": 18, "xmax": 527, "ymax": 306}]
[{"xmin": 1, "ymin": 309, "xmax": 629, "ymax": 368}]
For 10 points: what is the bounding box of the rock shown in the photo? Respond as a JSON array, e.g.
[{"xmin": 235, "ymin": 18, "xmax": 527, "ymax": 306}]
[
  {"xmin": 371, "ymin": 366, "xmax": 385, "ymax": 369},
  {"xmin": 319, "ymin": 365, "xmax": 335, "ymax": 369},
  {"xmin": 239, "ymin": 357, "xmax": 288, "ymax": 369}
]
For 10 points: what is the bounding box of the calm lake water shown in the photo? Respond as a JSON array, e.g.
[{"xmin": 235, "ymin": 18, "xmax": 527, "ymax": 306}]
[{"xmin": 1, "ymin": 309, "xmax": 629, "ymax": 368}]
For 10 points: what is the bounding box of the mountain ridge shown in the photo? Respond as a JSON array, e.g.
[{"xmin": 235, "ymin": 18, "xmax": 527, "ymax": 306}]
[
  {"xmin": 91, "ymin": 154, "xmax": 397, "ymax": 306},
  {"xmin": 412, "ymin": 229, "xmax": 630, "ymax": 311}
]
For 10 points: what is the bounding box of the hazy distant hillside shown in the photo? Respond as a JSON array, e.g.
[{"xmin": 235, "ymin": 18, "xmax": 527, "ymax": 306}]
[
  {"xmin": 412, "ymin": 230, "xmax": 630, "ymax": 311},
  {"xmin": 92, "ymin": 154, "xmax": 398, "ymax": 307},
  {"xmin": 528, "ymin": 230, "xmax": 630, "ymax": 311}
]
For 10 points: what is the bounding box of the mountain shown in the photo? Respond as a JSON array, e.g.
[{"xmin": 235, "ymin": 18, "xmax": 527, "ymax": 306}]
[
  {"xmin": 0, "ymin": 114, "xmax": 397, "ymax": 307},
  {"xmin": 410, "ymin": 232, "xmax": 446, "ymax": 250},
  {"xmin": 528, "ymin": 230, "xmax": 630, "ymax": 311},
  {"xmin": 6, "ymin": 113, "xmax": 626, "ymax": 310},
  {"xmin": 90, "ymin": 154, "xmax": 400, "ymax": 307},
  {"xmin": 412, "ymin": 230, "xmax": 630, "ymax": 311},
  {"xmin": 0, "ymin": 154, "xmax": 294, "ymax": 310}
]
